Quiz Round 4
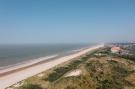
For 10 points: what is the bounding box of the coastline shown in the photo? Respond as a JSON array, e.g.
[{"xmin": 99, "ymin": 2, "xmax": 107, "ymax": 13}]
[
  {"xmin": 0, "ymin": 44, "xmax": 104, "ymax": 89},
  {"xmin": 0, "ymin": 46, "xmax": 87, "ymax": 75},
  {"xmin": 0, "ymin": 45, "xmax": 87, "ymax": 71},
  {"xmin": 0, "ymin": 55, "xmax": 58, "ymax": 77},
  {"xmin": 0, "ymin": 55, "xmax": 58, "ymax": 73}
]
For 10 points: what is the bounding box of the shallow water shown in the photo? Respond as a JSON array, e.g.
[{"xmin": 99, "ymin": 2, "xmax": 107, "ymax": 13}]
[{"xmin": 0, "ymin": 44, "xmax": 91, "ymax": 67}]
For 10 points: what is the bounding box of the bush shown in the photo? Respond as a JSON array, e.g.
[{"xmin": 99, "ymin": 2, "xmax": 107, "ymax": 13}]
[
  {"xmin": 120, "ymin": 55, "xmax": 135, "ymax": 62},
  {"xmin": 44, "ymin": 67, "xmax": 71, "ymax": 82},
  {"xmin": 65, "ymin": 86, "xmax": 76, "ymax": 89},
  {"xmin": 84, "ymin": 60, "xmax": 135, "ymax": 89},
  {"xmin": 20, "ymin": 84, "xmax": 42, "ymax": 89},
  {"xmin": 44, "ymin": 50, "xmax": 98, "ymax": 82},
  {"xmin": 44, "ymin": 60, "xmax": 82, "ymax": 82}
]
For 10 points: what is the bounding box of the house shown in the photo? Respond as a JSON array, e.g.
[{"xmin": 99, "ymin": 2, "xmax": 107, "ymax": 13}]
[{"xmin": 111, "ymin": 46, "xmax": 121, "ymax": 53}]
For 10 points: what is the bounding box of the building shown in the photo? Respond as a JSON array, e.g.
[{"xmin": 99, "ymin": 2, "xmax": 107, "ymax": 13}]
[{"xmin": 111, "ymin": 46, "xmax": 121, "ymax": 53}]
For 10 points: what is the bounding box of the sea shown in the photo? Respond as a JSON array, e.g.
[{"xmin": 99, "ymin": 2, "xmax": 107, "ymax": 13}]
[{"xmin": 0, "ymin": 44, "xmax": 93, "ymax": 69}]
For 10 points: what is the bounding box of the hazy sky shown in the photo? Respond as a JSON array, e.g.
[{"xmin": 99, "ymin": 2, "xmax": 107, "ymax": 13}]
[{"xmin": 0, "ymin": 0, "xmax": 135, "ymax": 44}]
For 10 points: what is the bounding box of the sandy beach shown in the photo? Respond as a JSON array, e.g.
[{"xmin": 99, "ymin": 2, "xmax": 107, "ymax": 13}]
[
  {"xmin": 0, "ymin": 44, "xmax": 104, "ymax": 89},
  {"xmin": 0, "ymin": 55, "xmax": 58, "ymax": 75}
]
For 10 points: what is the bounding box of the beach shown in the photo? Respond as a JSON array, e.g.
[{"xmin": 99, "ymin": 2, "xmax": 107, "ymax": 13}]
[{"xmin": 0, "ymin": 44, "xmax": 104, "ymax": 89}]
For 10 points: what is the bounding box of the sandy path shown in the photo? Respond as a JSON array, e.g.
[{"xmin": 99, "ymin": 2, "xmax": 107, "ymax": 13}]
[
  {"xmin": 64, "ymin": 69, "xmax": 81, "ymax": 77},
  {"xmin": 0, "ymin": 44, "xmax": 104, "ymax": 89}
]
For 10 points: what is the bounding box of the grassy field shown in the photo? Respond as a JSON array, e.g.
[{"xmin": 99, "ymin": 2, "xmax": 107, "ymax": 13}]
[{"xmin": 10, "ymin": 48, "xmax": 135, "ymax": 89}]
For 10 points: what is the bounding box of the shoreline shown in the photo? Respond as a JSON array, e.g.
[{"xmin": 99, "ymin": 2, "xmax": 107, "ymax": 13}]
[
  {"xmin": 0, "ymin": 44, "xmax": 104, "ymax": 89},
  {"xmin": 0, "ymin": 46, "xmax": 87, "ymax": 71},
  {"xmin": 0, "ymin": 55, "xmax": 58, "ymax": 77},
  {"xmin": 0, "ymin": 47, "xmax": 87, "ymax": 75},
  {"xmin": 0, "ymin": 55, "xmax": 58, "ymax": 73}
]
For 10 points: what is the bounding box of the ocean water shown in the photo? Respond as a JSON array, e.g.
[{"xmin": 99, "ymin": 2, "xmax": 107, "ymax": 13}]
[{"xmin": 0, "ymin": 44, "xmax": 91, "ymax": 68}]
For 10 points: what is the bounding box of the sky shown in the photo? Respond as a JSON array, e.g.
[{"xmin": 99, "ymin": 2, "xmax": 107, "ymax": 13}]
[{"xmin": 0, "ymin": 0, "xmax": 135, "ymax": 44}]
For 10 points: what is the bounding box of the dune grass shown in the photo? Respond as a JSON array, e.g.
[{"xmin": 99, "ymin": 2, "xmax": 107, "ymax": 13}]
[
  {"xmin": 20, "ymin": 84, "xmax": 42, "ymax": 89},
  {"xmin": 43, "ymin": 50, "xmax": 98, "ymax": 82}
]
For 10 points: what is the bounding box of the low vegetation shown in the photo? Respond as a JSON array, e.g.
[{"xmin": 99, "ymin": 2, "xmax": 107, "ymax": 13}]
[
  {"xmin": 47, "ymin": 59, "xmax": 135, "ymax": 89},
  {"xmin": 43, "ymin": 60, "xmax": 82, "ymax": 82},
  {"xmin": 43, "ymin": 50, "xmax": 98, "ymax": 82},
  {"xmin": 20, "ymin": 84, "xmax": 42, "ymax": 89},
  {"xmin": 46, "ymin": 48, "xmax": 135, "ymax": 89},
  {"xmin": 119, "ymin": 55, "xmax": 135, "ymax": 62},
  {"xmin": 86, "ymin": 60, "xmax": 134, "ymax": 89}
]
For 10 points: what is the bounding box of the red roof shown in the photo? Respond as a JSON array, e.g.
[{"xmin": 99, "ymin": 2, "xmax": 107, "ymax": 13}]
[{"xmin": 111, "ymin": 46, "xmax": 121, "ymax": 51}]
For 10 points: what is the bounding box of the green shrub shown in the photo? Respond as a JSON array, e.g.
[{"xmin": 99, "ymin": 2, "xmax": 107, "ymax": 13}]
[
  {"xmin": 44, "ymin": 60, "xmax": 82, "ymax": 82},
  {"xmin": 84, "ymin": 60, "xmax": 135, "ymax": 89},
  {"xmin": 44, "ymin": 67, "xmax": 71, "ymax": 82},
  {"xmin": 20, "ymin": 84, "xmax": 42, "ymax": 89},
  {"xmin": 65, "ymin": 86, "xmax": 76, "ymax": 89},
  {"xmin": 120, "ymin": 55, "xmax": 135, "ymax": 62},
  {"xmin": 44, "ymin": 51, "xmax": 97, "ymax": 82}
]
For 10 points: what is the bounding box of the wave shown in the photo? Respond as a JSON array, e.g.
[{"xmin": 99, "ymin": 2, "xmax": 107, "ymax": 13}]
[{"xmin": 0, "ymin": 54, "xmax": 58, "ymax": 73}]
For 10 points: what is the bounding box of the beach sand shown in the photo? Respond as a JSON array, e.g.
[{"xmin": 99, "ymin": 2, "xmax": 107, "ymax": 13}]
[{"xmin": 0, "ymin": 44, "xmax": 104, "ymax": 89}]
